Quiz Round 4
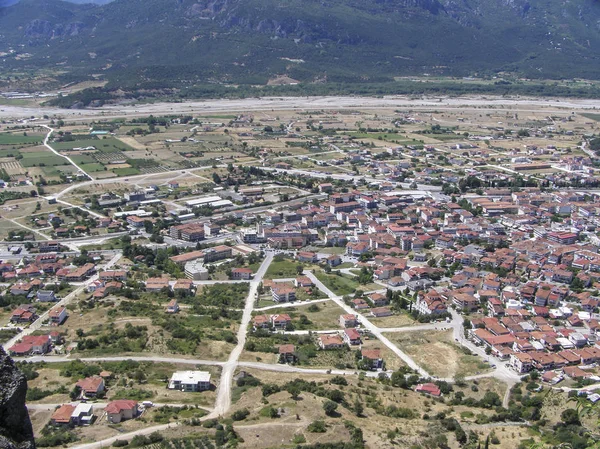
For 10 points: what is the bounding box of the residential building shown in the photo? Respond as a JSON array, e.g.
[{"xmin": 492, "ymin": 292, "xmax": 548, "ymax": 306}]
[
  {"xmin": 105, "ymin": 400, "xmax": 138, "ymax": 423},
  {"xmin": 339, "ymin": 314, "xmax": 358, "ymax": 328},
  {"xmin": 168, "ymin": 371, "xmax": 211, "ymax": 392},
  {"xmin": 343, "ymin": 328, "xmax": 361, "ymax": 345},
  {"xmin": 318, "ymin": 334, "xmax": 345, "ymax": 350},
  {"xmin": 76, "ymin": 376, "xmax": 105, "ymax": 397},
  {"xmin": 49, "ymin": 306, "xmax": 68, "ymax": 325},
  {"xmin": 272, "ymin": 285, "xmax": 296, "ymax": 303},
  {"xmin": 231, "ymin": 268, "xmax": 253, "ymax": 280},
  {"xmin": 279, "ymin": 344, "xmax": 296, "ymax": 363},
  {"xmin": 361, "ymin": 348, "xmax": 383, "ymax": 370}
]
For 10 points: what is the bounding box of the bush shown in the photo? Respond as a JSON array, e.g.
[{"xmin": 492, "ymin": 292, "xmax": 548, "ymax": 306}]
[
  {"xmin": 307, "ymin": 420, "xmax": 327, "ymax": 433},
  {"xmin": 232, "ymin": 408, "xmax": 250, "ymax": 421},
  {"xmin": 259, "ymin": 406, "xmax": 279, "ymax": 418},
  {"xmin": 330, "ymin": 376, "xmax": 348, "ymax": 386},
  {"xmin": 112, "ymin": 440, "xmax": 129, "ymax": 447},
  {"xmin": 323, "ymin": 400, "xmax": 338, "ymax": 416}
]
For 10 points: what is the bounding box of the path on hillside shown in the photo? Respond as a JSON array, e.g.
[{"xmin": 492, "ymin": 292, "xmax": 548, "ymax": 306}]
[{"xmin": 210, "ymin": 252, "xmax": 274, "ymax": 418}]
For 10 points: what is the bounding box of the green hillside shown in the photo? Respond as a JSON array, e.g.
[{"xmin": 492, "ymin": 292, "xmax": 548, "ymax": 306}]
[{"xmin": 0, "ymin": 0, "xmax": 599, "ymax": 102}]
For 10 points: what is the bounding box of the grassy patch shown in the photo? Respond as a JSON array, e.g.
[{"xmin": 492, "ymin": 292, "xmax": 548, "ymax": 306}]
[
  {"xmin": 112, "ymin": 167, "xmax": 141, "ymax": 176},
  {"xmin": 80, "ymin": 163, "xmax": 106, "ymax": 172},
  {"xmin": 52, "ymin": 137, "xmax": 133, "ymax": 153},
  {"xmin": 70, "ymin": 154, "xmax": 97, "ymax": 164},
  {"xmin": 265, "ymin": 257, "xmax": 303, "ymax": 279},
  {"xmin": 314, "ymin": 271, "xmax": 359, "ymax": 296},
  {"xmin": 20, "ymin": 151, "xmax": 66, "ymax": 167},
  {"xmin": 581, "ymin": 113, "xmax": 600, "ymax": 122},
  {"xmin": 0, "ymin": 133, "xmax": 43, "ymax": 145}
]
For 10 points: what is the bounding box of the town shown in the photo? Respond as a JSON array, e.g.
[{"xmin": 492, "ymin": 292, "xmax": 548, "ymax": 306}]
[{"xmin": 1, "ymin": 97, "xmax": 600, "ymax": 449}]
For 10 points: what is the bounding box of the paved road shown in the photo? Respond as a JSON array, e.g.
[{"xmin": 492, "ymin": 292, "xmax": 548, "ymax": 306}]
[
  {"xmin": 254, "ymin": 298, "xmax": 331, "ymax": 312},
  {"xmin": 304, "ymin": 270, "xmax": 431, "ymax": 378},
  {"xmin": 22, "ymin": 355, "xmax": 226, "ymax": 367},
  {"xmin": 210, "ymin": 252, "xmax": 274, "ymax": 418},
  {"xmin": 2, "ymin": 252, "xmax": 122, "ymax": 351},
  {"xmin": 27, "ymin": 402, "xmax": 213, "ymax": 412},
  {"xmin": 378, "ymin": 323, "xmax": 454, "ymax": 333}
]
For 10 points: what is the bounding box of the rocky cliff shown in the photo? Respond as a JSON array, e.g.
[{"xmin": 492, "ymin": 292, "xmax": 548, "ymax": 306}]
[{"xmin": 0, "ymin": 347, "xmax": 35, "ymax": 449}]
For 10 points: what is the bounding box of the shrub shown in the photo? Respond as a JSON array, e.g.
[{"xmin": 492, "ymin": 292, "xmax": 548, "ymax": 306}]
[
  {"xmin": 232, "ymin": 408, "xmax": 250, "ymax": 421},
  {"xmin": 307, "ymin": 420, "xmax": 327, "ymax": 433}
]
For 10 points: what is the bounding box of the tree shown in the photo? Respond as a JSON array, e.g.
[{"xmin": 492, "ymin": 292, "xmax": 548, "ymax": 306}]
[
  {"xmin": 354, "ymin": 399, "xmax": 364, "ymax": 417},
  {"xmin": 287, "ymin": 385, "xmax": 301, "ymax": 400},
  {"xmin": 212, "ymin": 173, "xmax": 222, "ymax": 184},
  {"xmin": 323, "ymin": 400, "xmax": 338, "ymax": 416},
  {"xmin": 296, "ymin": 264, "xmax": 304, "ymax": 275},
  {"xmin": 561, "ymin": 408, "xmax": 581, "ymax": 426}
]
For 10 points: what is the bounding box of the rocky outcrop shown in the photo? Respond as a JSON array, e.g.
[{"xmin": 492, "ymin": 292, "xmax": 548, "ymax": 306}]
[{"xmin": 0, "ymin": 347, "xmax": 35, "ymax": 449}]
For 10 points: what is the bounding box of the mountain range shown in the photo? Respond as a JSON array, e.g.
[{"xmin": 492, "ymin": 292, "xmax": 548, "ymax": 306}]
[{"xmin": 0, "ymin": 0, "xmax": 599, "ymax": 97}]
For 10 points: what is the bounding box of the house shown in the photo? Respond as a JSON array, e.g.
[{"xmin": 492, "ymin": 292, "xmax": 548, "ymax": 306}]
[
  {"xmin": 452, "ymin": 293, "xmax": 479, "ymax": 313},
  {"xmin": 415, "ymin": 383, "xmax": 442, "ymax": 397},
  {"xmin": 371, "ymin": 307, "xmax": 392, "ymax": 318},
  {"xmin": 271, "ymin": 314, "xmax": 292, "ymax": 329},
  {"xmin": 10, "ymin": 283, "xmax": 32, "ymax": 296},
  {"xmin": 99, "ymin": 271, "xmax": 128, "ymax": 282},
  {"xmin": 173, "ymin": 279, "xmax": 194, "ymax": 293},
  {"xmin": 49, "ymin": 306, "xmax": 68, "ymax": 325},
  {"xmin": 10, "ymin": 307, "xmax": 37, "ymax": 323},
  {"xmin": 253, "ymin": 315, "xmax": 270, "ymax": 329},
  {"xmin": 145, "ymin": 277, "xmax": 171, "ymax": 292},
  {"xmin": 325, "ymin": 255, "xmax": 342, "ymax": 267},
  {"xmin": 166, "ymin": 299, "xmax": 179, "ymax": 314},
  {"xmin": 36, "ymin": 290, "xmax": 57, "ymax": 303},
  {"xmin": 50, "ymin": 404, "xmax": 76, "ymax": 426},
  {"xmin": 76, "ymin": 376, "xmax": 105, "ymax": 397},
  {"xmin": 339, "ymin": 314, "xmax": 358, "ymax": 328},
  {"xmin": 510, "ymin": 352, "xmax": 533, "ymax": 373},
  {"xmin": 297, "ymin": 251, "xmax": 318, "ymax": 263},
  {"xmin": 71, "ymin": 403, "xmax": 94, "ymax": 426},
  {"xmin": 231, "ymin": 268, "xmax": 253, "ymax": 280},
  {"xmin": 168, "ymin": 371, "xmax": 211, "ymax": 392},
  {"xmin": 279, "ymin": 344, "xmax": 296, "ymax": 363},
  {"xmin": 343, "ymin": 328, "xmax": 361, "ymax": 345},
  {"xmin": 272, "ymin": 285, "xmax": 296, "ymax": 303},
  {"xmin": 295, "ymin": 276, "xmax": 314, "ymax": 288},
  {"xmin": 361, "ymin": 348, "xmax": 383, "ymax": 370},
  {"xmin": 105, "ymin": 400, "xmax": 138, "ymax": 423},
  {"xmin": 318, "ymin": 334, "xmax": 345, "ymax": 350},
  {"xmin": 8, "ymin": 335, "xmax": 50, "ymax": 356},
  {"xmin": 351, "ymin": 298, "xmax": 369, "ymax": 310},
  {"xmin": 368, "ymin": 293, "xmax": 389, "ymax": 307}
]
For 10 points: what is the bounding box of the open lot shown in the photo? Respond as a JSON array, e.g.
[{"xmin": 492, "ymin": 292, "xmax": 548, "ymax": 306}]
[{"xmin": 389, "ymin": 330, "xmax": 492, "ymax": 379}]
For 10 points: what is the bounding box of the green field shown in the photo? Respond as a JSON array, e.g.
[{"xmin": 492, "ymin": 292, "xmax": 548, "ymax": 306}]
[
  {"xmin": 112, "ymin": 167, "xmax": 140, "ymax": 176},
  {"xmin": 314, "ymin": 271, "xmax": 359, "ymax": 296},
  {"xmin": 0, "ymin": 133, "xmax": 43, "ymax": 145},
  {"xmin": 52, "ymin": 137, "xmax": 133, "ymax": 153},
  {"xmin": 80, "ymin": 163, "xmax": 106, "ymax": 172},
  {"xmin": 581, "ymin": 113, "xmax": 600, "ymax": 122},
  {"xmin": 265, "ymin": 258, "xmax": 299, "ymax": 278},
  {"xmin": 0, "ymin": 149, "xmax": 20, "ymax": 158},
  {"xmin": 40, "ymin": 166, "xmax": 65, "ymax": 177},
  {"xmin": 20, "ymin": 151, "xmax": 66, "ymax": 167},
  {"xmin": 70, "ymin": 154, "xmax": 97, "ymax": 164}
]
